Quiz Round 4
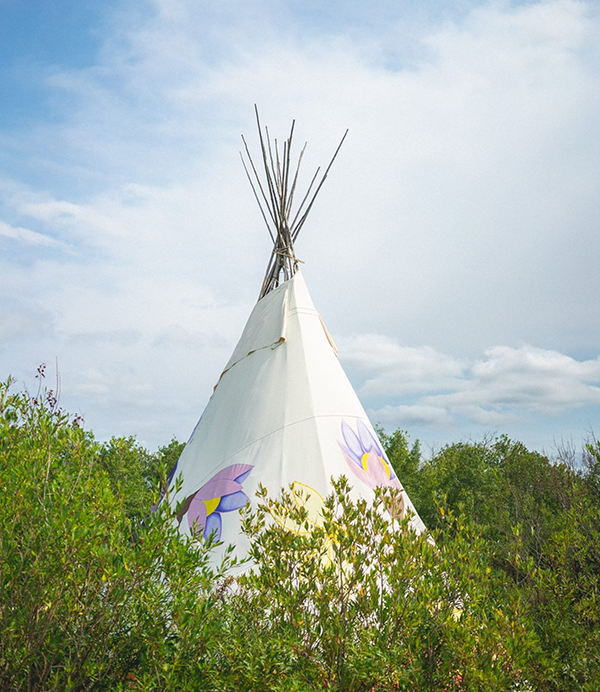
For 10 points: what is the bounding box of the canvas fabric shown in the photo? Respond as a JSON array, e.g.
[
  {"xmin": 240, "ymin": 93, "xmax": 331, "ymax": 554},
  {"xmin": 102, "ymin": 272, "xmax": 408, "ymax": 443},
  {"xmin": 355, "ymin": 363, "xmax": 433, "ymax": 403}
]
[{"xmin": 169, "ymin": 271, "xmax": 426, "ymax": 566}]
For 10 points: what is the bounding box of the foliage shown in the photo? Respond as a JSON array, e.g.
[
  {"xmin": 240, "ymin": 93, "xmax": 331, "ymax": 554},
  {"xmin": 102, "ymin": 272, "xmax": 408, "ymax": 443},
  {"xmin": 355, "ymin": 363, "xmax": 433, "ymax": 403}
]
[
  {"xmin": 403, "ymin": 435, "xmax": 574, "ymax": 568},
  {"xmin": 377, "ymin": 429, "xmax": 600, "ymax": 691},
  {"xmin": 376, "ymin": 426, "xmax": 423, "ymax": 502},
  {"xmin": 221, "ymin": 480, "xmax": 536, "ymax": 691},
  {"xmin": 515, "ymin": 441, "xmax": 600, "ymax": 690},
  {"xmin": 0, "ymin": 376, "xmax": 227, "ymax": 692},
  {"xmin": 2, "ymin": 371, "xmax": 600, "ymax": 690},
  {"xmin": 97, "ymin": 435, "xmax": 185, "ymax": 521}
]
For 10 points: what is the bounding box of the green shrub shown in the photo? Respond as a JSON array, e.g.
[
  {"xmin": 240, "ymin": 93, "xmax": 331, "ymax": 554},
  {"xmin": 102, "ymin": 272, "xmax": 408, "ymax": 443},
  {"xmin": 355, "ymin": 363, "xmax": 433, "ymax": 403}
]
[
  {"xmin": 2, "ymin": 371, "xmax": 600, "ymax": 690},
  {"xmin": 0, "ymin": 377, "xmax": 227, "ymax": 691}
]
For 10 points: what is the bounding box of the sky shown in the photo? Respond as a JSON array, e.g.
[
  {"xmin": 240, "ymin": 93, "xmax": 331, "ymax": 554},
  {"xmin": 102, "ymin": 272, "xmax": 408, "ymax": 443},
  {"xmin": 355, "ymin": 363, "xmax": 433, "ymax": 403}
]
[{"xmin": 1, "ymin": 0, "xmax": 599, "ymax": 456}]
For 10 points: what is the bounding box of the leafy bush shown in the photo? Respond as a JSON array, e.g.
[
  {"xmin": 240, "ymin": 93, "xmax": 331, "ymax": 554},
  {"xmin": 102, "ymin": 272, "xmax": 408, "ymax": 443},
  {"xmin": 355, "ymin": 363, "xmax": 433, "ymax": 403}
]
[
  {"xmin": 0, "ymin": 377, "xmax": 226, "ymax": 691},
  {"xmin": 2, "ymin": 372, "xmax": 600, "ymax": 690},
  {"xmin": 221, "ymin": 480, "xmax": 537, "ymax": 691}
]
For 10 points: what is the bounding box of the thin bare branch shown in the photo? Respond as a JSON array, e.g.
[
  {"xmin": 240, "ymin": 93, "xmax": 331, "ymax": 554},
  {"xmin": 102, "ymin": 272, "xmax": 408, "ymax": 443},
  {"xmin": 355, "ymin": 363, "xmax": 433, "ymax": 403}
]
[
  {"xmin": 239, "ymin": 152, "xmax": 275, "ymax": 243},
  {"xmin": 244, "ymin": 107, "xmax": 348, "ymax": 298},
  {"xmin": 293, "ymin": 129, "xmax": 348, "ymax": 240},
  {"xmin": 255, "ymin": 109, "xmax": 282, "ymax": 226},
  {"xmin": 241, "ymin": 134, "xmax": 277, "ymax": 227},
  {"xmin": 286, "ymin": 141, "xmax": 307, "ymax": 216},
  {"xmin": 289, "ymin": 166, "xmax": 321, "ymax": 232}
]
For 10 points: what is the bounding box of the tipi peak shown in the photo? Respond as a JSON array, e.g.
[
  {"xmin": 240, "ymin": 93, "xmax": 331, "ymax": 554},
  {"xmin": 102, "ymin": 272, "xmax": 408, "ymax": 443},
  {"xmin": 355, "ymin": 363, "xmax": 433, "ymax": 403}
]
[
  {"xmin": 169, "ymin": 117, "xmax": 425, "ymax": 568},
  {"xmin": 240, "ymin": 106, "xmax": 348, "ymax": 300}
]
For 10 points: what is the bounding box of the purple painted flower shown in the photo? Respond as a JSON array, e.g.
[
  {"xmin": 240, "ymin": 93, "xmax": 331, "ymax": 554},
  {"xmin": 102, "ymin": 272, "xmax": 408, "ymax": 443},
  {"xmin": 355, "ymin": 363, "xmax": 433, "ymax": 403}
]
[
  {"xmin": 178, "ymin": 464, "xmax": 253, "ymax": 541},
  {"xmin": 339, "ymin": 420, "xmax": 405, "ymax": 516}
]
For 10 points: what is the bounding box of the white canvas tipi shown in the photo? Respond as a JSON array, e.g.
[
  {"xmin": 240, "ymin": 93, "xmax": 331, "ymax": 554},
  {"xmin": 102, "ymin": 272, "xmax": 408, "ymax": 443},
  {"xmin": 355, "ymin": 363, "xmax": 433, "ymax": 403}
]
[{"xmin": 169, "ymin": 114, "xmax": 425, "ymax": 563}]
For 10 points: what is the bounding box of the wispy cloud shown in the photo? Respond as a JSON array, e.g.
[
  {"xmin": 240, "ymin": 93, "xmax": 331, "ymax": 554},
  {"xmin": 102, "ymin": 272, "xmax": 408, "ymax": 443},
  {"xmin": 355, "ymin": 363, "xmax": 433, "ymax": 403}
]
[
  {"xmin": 346, "ymin": 338, "xmax": 600, "ymax": 430},
  {"xmin": 0, "ymin": 220, "xmax": 66, "ymax": 248},
  {"xmin": 340, "ymin": 334, "xmax": 467, "ymax": 396},
  {"xmin": 0, "ymin": 298, "xmax": 55, "ymax": 341}
]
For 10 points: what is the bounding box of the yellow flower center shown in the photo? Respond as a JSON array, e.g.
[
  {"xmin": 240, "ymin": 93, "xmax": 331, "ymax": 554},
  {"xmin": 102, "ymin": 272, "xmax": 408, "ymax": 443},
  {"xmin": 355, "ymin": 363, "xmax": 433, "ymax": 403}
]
[
  {"xmin": 360, "ymin": 451, "xmax": 391, "ymax": 479},
  {"xmin": 204, "ymin": 496, "xmax": 220, "ymax": 516}
]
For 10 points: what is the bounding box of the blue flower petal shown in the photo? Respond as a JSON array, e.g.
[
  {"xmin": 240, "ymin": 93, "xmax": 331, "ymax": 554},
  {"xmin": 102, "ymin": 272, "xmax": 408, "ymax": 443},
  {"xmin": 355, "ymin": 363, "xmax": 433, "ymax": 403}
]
[
  {"xmin": 357, "ymin": 419, "xmax": 379, "ymax": 454},
  {"xmin": 342, "ymin": 420, "xmax": 364, "ymax": 458},
  {"xmin": 340, "ymin": 443, "xmax": 362, "ymax": 467},
  {"xmin": 234, "ymin": 469, "xmax": 252, "ymax": 484},
  {"xmin": 217, "ymin": 490, "xmax": 249, "ymax": 513},
  {"xmin": 203, "ymin": 512, "xmax": 222, "ymax": 541}
]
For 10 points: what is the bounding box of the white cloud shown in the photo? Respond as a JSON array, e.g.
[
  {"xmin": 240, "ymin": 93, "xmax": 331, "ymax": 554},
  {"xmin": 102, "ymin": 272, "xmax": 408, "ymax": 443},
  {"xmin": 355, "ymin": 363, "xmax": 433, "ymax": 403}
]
[
  {"xmin": 371, "ymin": 403, "xmax": 454, "ymax": 428},
  {"xmin": 0, "ymin": 299, "xmax": 55, "ymax": 342},
  {"xmin": 429, "ymin": 346, "xmax": 600, "ymax": 417},
  {"xmin": 348, "ymin": 337, "xmax": 600, "ymax": 431},
  {"xmin": 0, "ymin": 220, "xmax": 66, "ymax": 248},
  {"xmin": 69, "ymin": 329, "xmax": 143, "ymax": 347},
  {"xmin": 0, "ymin": 0, "xmax": 599, "ymax": 450},
  {"xmin": 340, "ymin": 334, "xmax": 466, "ymax": 395}
]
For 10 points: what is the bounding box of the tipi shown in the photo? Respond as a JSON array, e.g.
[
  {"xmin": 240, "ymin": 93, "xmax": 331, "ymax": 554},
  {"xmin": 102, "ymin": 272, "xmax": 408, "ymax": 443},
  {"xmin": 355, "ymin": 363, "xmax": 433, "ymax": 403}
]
[{"xmin": 169, "ymin": 112, "xmax": 425, "ymax": 564}]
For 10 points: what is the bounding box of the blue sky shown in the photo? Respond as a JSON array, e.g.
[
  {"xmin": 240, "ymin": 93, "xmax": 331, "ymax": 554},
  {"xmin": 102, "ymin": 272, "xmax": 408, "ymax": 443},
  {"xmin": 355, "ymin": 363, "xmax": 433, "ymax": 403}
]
[{"xmin": 1, "ymin": 0, "xmax": 599, "ymax": 455}]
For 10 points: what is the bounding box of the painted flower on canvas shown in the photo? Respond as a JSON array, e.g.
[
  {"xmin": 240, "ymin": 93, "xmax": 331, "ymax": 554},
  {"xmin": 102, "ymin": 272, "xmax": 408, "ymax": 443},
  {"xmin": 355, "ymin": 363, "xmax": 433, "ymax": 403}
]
[
  {"xmin": 339, "ymin": 419, "xmax": 405, "ymax": 517},
  {"xmin": 177, "ymin": 464, "xmax": 253, "ymax": 541},
  {"xmin": 270, "ymin": 481, "xmax": 335, "ymax": 565},
  {"xmin": 270, "ymin": 481, "xmax": 327, "ymax": 536}
]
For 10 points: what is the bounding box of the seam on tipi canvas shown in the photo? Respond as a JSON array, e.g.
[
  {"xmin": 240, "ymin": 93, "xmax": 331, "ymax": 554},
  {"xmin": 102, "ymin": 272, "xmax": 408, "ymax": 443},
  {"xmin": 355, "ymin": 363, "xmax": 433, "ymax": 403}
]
[
  {"xmin": 287, "ymin": 307, "xmax": 319, "ymax": 317},
  {"xmin": 213, "ymin": 290, "xmax": 289, "ymax": 390},
  {"xmin": 213, "ymin": 337, "xmax": 286, "ymax": 391},
  {"xmin": 181, "ymin": 413, "xmax": 366, "ymax": 495}
]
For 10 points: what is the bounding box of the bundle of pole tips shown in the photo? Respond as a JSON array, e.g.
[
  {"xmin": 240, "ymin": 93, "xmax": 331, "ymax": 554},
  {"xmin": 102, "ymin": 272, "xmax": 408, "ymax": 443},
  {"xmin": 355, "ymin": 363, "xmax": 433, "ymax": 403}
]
[{"xmin": 241, "ymin": 105, "xmax": 348, "ymax": 299}]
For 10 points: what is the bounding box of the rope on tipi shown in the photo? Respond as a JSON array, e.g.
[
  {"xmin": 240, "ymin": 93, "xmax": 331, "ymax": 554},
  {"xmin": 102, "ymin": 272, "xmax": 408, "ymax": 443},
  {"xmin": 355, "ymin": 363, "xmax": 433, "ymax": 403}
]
[{"xmin": 240, "ymin": 106, "xmax": 348, "ymax": 299}]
